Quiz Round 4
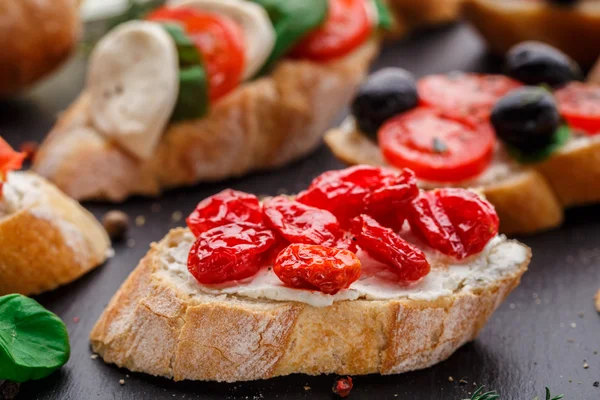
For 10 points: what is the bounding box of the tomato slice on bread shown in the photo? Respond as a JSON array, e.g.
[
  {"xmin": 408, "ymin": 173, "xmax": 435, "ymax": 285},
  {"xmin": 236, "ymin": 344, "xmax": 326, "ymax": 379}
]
[
  {"xmin": 378, "ymin": 107, "xmax": 495, "ymax": 182},
  {"xmin": 418, "ymin": 73, "xmax": 522, "ymax": 123},
  {"xmin": 555, "ymin": 82, "xmax": 600, "ymax": 135},
  {"xmin": 291, "ymin": 0, "xmax": 371, "ymax": 61},
  {"xmin": 148, "ymin": 7, "xmax": 245, "ymax": 101}
]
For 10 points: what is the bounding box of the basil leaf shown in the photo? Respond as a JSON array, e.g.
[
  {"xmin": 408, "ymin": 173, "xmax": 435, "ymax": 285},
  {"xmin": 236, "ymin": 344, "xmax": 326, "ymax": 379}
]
[
  {"xmin": 508, "ymin": 125, "xmax": 571, "ymax": 164},
  {"xmin": 373, "ymin": 0, "xmax": 393, "ymax": 30},
  {"xmin": 161, "ymin": 24, "xmax": 210, "ymax": 122},
  {"xmin": 0, "ymin": 294, "xmax": 70, "ymax": 383},
  {"xmin": 249, "ymin": 0, "xmax": 329, "ymax": 71}
]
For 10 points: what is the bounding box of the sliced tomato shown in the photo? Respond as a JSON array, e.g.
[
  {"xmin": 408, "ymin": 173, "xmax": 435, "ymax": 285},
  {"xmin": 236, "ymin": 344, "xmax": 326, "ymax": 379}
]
[
  {"xmin": 291, "ymin": 0, "xmax": 371, "ymax": 61},
  {"xmin": 378, "ymin": 107, "xmax": 495, "ymax": 182},
  {"xmin": 0, "ymin": 137, "xmax": 24, "ymax": 177},
  {"xmin": 148, "ymin": 7, "xmax": 245, "ymax": 101},
  {"xmin": 555, "ymin": 82, "xmax": 600, "ymax": 135},
  {"xmin": 418, "ymin": 73, "xmax": 522, "ymax": 123}
]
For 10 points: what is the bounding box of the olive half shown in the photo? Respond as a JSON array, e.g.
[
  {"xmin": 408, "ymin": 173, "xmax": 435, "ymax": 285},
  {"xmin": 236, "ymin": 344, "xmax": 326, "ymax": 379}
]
[
  {"xmin": 491, "ymin": 86, "xmax": 561, "ymax": 151},
  {"xmin": 505, "ymin": 41, "xmax": 582, "ymax": 87},
  {"xmin": 351, "ymin": 68, "xmax": 418, "ymax": 139}
]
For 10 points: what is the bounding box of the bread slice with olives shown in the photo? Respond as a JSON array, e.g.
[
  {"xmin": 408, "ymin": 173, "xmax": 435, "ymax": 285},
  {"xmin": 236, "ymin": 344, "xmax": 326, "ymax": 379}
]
[
  {"xmin": 0, "ymin": 171, "xmax": 111, "ymax": 296},
  {"xmin": 463, "ymin": 0, "xmax": 600, "ymax": 67},
  {"xmin": 32, "ymin": 0, "xmax": 380, "ymax": 202},
  {"xmin": 90, "ymin": 179, "xmax": 530, "ymax": 382}
]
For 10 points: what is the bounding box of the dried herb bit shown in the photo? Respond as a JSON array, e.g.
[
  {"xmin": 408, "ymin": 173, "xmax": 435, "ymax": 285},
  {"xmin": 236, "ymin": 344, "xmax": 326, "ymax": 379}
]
[
  {"xmin": 432, "ymin": 137, "xmax": 449, "ymax": 153},
  {"xmin": 533, "ymin": 387, "xmax": 564, "ymax": 400},
  {"xmin": 465, "ymin": 386, "xmax": 500, "ymax": 400},
  {"xmin": 102, "ymin": 210, "xmax": 130, "ymax": 241},
  {"xmin": 332, "ymin": 376, "xmax": 353, "ymax": 398}
]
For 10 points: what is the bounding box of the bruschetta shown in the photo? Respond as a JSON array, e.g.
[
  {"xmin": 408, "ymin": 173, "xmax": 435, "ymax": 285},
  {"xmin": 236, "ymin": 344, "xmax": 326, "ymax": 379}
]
[
  {"xmin": 325, "ymin": 42, "xmax": 600, "ymax": 235},
  {"xmin": 0, "ymin": 138, "xmax": 111, "ymax": 296},
  {"xmin": 463, "ymin": 0, "xmax": 600, "ymax": 67},
  {"xmin": 32, "ymin": 0, "xmax": 384, "ymax": 202},
  {"xmin": 90, "ymin": 165, "xmax": 530, "ymax": 382},
  {"xmin": 388, "ymin": 0, "xmax": 464, "ymax": 37}
]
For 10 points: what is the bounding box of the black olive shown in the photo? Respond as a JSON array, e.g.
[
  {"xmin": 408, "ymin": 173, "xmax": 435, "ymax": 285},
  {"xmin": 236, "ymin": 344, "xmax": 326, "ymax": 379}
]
[
  {"xmin": 351, "ymin": 68, "xmax": 418, "ymax": 139},
  {"xmin": 491, "ymin": 86, "xmax": 561, "ymax": 151},
  {"xmin": 505, "ymin": 41, "xmax": 582, "ymax": 87}
]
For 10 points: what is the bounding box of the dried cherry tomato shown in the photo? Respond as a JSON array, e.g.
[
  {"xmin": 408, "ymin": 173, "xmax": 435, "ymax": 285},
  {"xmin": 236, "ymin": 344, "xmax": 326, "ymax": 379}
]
[
  {"xmin": 406, "ymin": 188, "xmax": 499, "ymax": 259},
  {"xmin": 274, "ymin": 244, "xmax": 361, "ymax": 294},
  {"xmin": 332, "ymin": 376, "xmax": 353, "ymax": 398},
  {"xmin": 296, "ymin": 166, "xmax": 418, "ymax": 229},
  {"xmin": 187, "ymin": 223, "xmax": 275, "ymax": 284},
  {"xmin": 263, "ymin": 196, "xmax": 344, "ymax": 247},
  {"xmin": 351, "ymin": 215, "xmax": 430, "ymax": 282},
  {"xmin": 186, "ymin": 189, "xmax": 263, "ymax": 237}
]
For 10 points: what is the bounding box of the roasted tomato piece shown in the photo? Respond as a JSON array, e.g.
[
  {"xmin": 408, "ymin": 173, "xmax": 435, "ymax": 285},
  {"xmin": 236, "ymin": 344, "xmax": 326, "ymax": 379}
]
[
  {"xmin": 187, "ymin": 223, "xmax": 275, "ymax": 284},
  {"xmin": 406, "ymin": 188, "xmax": 499, "ymax": 259},
  {"xmin": 291, "ymin": 0, "xmax": 371, "ymax": 61},
  {"xmin": 186, "ymin": 189, "xmax": 263, "ymax": 237},
  {"xmin": 351, "ymin": 215, "xmax": 430, "ymax": 282},
  {"xmin": 418, "ymin": 73, "xmax": 522, "ymax": 123},
  {"xmin": 378, "ymin": 107, "xmax": 495, "ymax": 183},
  {"xmin": 296, "ymin": 166, "xmax": 418, "ymax": 229},
  {"xmin": 0, "ymin": 137, "xmax": 25, "ymax": 194},
  {"xmin": 263, "ymin": 196, "xmax": 344, "ymax": 247},
  {"xmin": 274, "ymin": 243, "xmax": 361, "ymax": 294},
  {"xmin": 555, "ymin": 82, "xmax": 600, "ymax": 135}
]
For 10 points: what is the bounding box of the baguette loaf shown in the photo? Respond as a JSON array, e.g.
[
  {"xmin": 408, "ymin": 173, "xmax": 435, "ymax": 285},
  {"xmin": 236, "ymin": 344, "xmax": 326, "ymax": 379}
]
[
  {"xmin": 32, "ymin": 40, "xmax": 378, "ymax": 202},
  {"xmin": 0, "ymin": 171, "xmax": 111, "ymax": 295},
  {"xmin": 463, "ymin": 0, "xmax": 600, "ymax": 67},
  {"xmin": 90, "ymin": 228, "xmax": 529, "ymax": 382}
]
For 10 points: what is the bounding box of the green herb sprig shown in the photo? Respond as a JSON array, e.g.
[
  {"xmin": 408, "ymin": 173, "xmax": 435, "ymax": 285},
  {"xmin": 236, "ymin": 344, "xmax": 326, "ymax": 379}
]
[{"xmin": 466, "ymin": 386, "xmax": 564, "ymax": 400}]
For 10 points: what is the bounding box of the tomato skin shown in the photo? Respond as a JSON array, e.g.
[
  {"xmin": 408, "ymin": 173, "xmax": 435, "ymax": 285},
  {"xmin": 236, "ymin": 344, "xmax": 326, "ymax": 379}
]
[
  {"xmin": 0, "ymin": 137, "xmax": 24, "ymax": 177},
  {"xmin": 418, "ymin": 73, "xmax": 522, "ymax": 124},
  {"xmin": 378, "ymin": 107, "xmax": 495, "ymax": 183},
  {"xmin": 291, "ymin": 0, "xmax": 371, "ymax": 61},
  {"xmin": 274, "ymin": 243, "xmax": 361, "ymax": 294},
  {"xmin": 555, "ymin": 82, "xmax": 600, "ymax": 135},
  {"xmin": 147, "ymin": 7, "xmax": 245, "ymax": 101}
]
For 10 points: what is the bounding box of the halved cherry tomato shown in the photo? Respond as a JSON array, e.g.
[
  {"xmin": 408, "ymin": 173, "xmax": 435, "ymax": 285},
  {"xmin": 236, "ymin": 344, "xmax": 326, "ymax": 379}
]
[
  {"xmin": 378, "ymin": 107, "xmax": 495, "ymax": 182},
  {"xmin": 147, "ymin": 7, "xmax": 245, "ymax": 101},
  {"xmin": 418, "ymin": 73, "xmax": 522, "ymax": 123},
  {"xmin": 555, "ymin": 82, "xmax": 600, "ymax": 135},
  {"xmin": 291, "ymin": 0, "xmax": 371, "ymax": 61}
]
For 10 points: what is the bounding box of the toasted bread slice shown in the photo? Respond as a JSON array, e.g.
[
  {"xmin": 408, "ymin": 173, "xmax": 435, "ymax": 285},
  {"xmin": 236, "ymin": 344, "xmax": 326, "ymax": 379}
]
[
  {"xmin": 90, "ymin": 228, "xmax": 529, "ymax": 382},
  {"xmin": 387, "ymin": 0, "xmax": 464, "ymax": 37},
  {"xmin": 463, "ymin": 0, "xmax": 600, "ymax": 67},
  {"xmin": 323, "ymin": 120, "xmax": 588, "ymax": 235},
  {"xmin": 0, "ymin": 171, "xmax": 111, "ymax": 295},
  {"xmin": 32, "ymin": 40, "xmax": 378, "ymax": 202}
]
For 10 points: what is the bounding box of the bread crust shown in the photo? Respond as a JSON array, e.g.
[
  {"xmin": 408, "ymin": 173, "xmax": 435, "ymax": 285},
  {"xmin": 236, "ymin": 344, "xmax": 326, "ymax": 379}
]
[
  {"xmin": 32, "ymin": 40, "xmax": 378, "ymax": 202},
  {"xmin": 386, "ymin": 0, "xmax": 464, "ymax": 37},
  {"xmin": 323, "ymin": 125, "xmax": 584, "ymax": 235},
  {"xmin": 90, "ymin": 228, "xmax": 529, "ymax": 382},
  {"xmin": 0, "ymin": 172, "xmax": 111, "ymax": 295},
  {"xmin": 0, "ymin": 0, "xmax": 80, "ymax": 96},
  {"xmin": 463, "ymin": 0, "xmax": 600, "ymax": 67}
]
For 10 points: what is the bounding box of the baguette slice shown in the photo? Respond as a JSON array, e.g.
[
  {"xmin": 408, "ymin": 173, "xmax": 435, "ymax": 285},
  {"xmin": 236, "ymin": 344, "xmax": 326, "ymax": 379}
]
[
  {"xmin": 90, "ymin": 228, "xmax": 530, "ymax": 382},
  {"xmin": 0, "ymin": 171, "xmax": 111, "ymax": 296},
  {"xmin": 32, "ymin": 40, "xmax": 378, "ymax": 202},
  {"xmin": 463, "ymin": 0, "xmax": 600, "ymax": 67}
]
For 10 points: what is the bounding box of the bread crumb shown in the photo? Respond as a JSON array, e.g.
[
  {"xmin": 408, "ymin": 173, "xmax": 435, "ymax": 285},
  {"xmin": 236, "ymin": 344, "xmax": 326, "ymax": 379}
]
[
  {"xmin": 570, "ymin": 322, "xmax": 577, "ymax": 328},
  {"xmin": 135, "ymin": 216, "xmax": 145, "ymax": 227},
  {"xmin": 303, "ymin": 386, "xmax": 310, "ymax": 391},
  {"xmin": 595, "ymin": 290, "xmax": 600, "ymax": 313},
  {"xmin": 90, "ymin": 354, "xmax": 98, "ymax": 359},
  {"xmin": 119, "ymin": 379, "xmax": 125, "ymax": 385},
  {"xmin": 459, "ymin": 379, "xmax": 468, "ymax": 385},
  {"xmin": 448, "ymin": 376, "xmax": 454, "ymax": 382},
  {"xmin": 584, "ymin": 361, "xmax": 589, "ymax": 369},
  {"xmin": 171, "ymin": 211, "xmax": 183, "ymax": 222}
]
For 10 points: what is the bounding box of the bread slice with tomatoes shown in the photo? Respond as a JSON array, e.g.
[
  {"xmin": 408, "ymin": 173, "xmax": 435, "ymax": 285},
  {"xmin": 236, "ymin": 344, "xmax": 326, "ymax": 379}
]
[
  {"xmin": 32, "ymin": 0, "xmax": 381, "ymax": 202},
  {"xmin": 0, "ymin": 171, "xmax": 111, "ymax": 296},
  {"xmin": 463, "ymin": 0, "xmax": 600, "ymax": 67},
  {"xmin": 90, "ymin": 170, "xmax": 530, "ymax": 382}
]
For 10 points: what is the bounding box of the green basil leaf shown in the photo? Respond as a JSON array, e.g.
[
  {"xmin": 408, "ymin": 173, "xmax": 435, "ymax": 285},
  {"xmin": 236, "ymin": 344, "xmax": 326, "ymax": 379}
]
[
  {"xmin": 373, "ymin": 0, "xmax": 393, "ymax": 30},
  {"xmin": 0, "ymin": 294, "xmax": 70, "ymax": 383},
  {"xmin": 161, "ymin": 24, "xmax": 209, "ymax": 122},
  {"xmin": 508, "ymin": 125, "xmax": 572, "ymax": 164},
  {"xmin": 249, "ymin": 0, "xmax": 329, "ymax": 72}
]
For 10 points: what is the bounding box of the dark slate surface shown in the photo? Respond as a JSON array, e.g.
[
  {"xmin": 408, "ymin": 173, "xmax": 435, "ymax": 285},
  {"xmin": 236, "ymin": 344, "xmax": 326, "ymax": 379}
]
[{"xmin": 1, "ymin": 23, "xmax": 599, "ymax": 400}]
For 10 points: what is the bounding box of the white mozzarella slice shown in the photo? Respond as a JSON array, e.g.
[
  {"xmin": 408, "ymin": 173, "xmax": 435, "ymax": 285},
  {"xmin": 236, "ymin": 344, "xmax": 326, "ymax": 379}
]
[
  {"xmin": 88, "ymin": 21, "xmax": 179, "ymax": 160},
  {"xmin": 172, "ymin": 0, "xmax": 276, "ymax": 79}
]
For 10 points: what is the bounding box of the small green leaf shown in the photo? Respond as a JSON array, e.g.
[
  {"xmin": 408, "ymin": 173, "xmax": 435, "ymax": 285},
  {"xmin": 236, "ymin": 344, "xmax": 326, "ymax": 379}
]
[
  {"xmin": 0, "ymin": 294, "xmax": 70, "ymax": 383},
  {"xmin": 508, "ymin": 125, "xmax": 571, "ymax": 164},
  {"xmin": 373, "ymin": 0, "xmax": 393, "ymax": 30}
]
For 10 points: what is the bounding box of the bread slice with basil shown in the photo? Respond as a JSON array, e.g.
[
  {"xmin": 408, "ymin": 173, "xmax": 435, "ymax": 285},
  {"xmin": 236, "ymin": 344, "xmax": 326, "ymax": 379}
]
[
  {"xmin": 463, "ymin": 0, "xmax": 600, "ymax": 67},
  {"xmin": 0, "ymin": 171, "xmax": 111, "ymax": 296},
  {"xmin": 90, "ymin": 227, "xmax": 529, "ymax": 382}
]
